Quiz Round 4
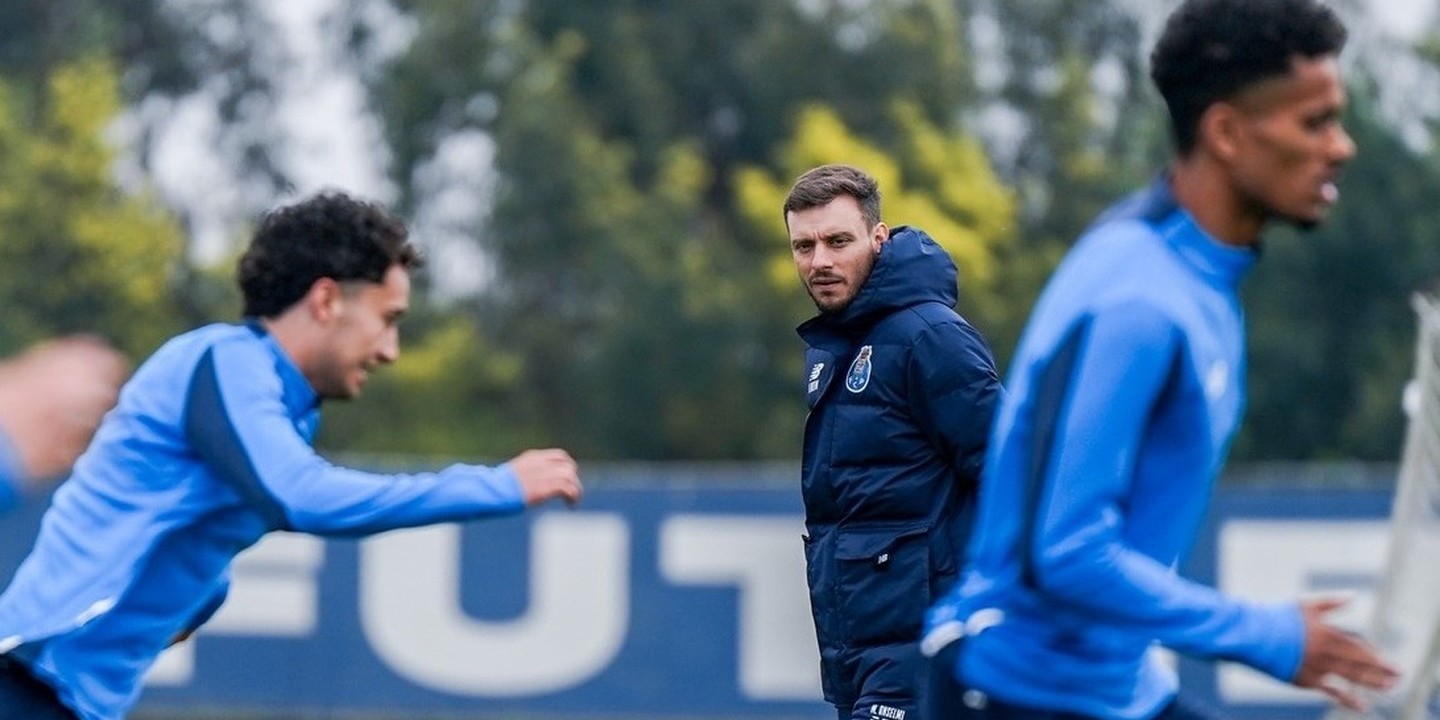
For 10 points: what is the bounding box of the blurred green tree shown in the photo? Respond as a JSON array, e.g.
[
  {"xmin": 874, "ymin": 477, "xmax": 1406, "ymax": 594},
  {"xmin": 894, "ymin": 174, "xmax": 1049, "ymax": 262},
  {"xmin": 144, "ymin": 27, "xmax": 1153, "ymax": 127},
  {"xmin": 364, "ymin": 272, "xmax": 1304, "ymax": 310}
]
[
  {"xmin": 380, "ymin": 0, "xmax": 978, "ymax": 208},
  {"xmin": 476, "ymin": 28, "xmax": 800, "ymax": 459},
  {"xmin": 0, "ymin": 0, "xmax": 1426, "ymax": 464},
  {"xmin": 969, "ymin": 1, "xmax": 1165, "ymax": 361},
  {"xmin": 0, "ymin": 59, "xmax": 186, "ymax": 357},
  {"xmin": 373, "ymin": 0, "xmax": 994, "ymax": 460}
]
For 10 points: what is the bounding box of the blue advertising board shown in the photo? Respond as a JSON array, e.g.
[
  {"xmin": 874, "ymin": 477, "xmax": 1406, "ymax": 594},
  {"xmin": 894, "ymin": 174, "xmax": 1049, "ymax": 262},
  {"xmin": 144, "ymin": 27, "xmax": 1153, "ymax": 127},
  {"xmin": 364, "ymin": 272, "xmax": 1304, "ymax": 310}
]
[{"xmin": 0, "ymin": 467, "xmax": 1397, "ymax": 719}]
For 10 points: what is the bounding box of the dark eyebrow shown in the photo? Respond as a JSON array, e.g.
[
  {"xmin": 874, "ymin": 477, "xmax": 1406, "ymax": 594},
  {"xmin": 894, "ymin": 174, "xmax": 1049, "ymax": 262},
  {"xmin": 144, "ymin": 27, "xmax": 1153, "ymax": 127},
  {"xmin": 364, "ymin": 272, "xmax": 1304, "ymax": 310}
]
[{"xmin": 792, "ymin": 230, "xmax": 856, "ymax": 248}]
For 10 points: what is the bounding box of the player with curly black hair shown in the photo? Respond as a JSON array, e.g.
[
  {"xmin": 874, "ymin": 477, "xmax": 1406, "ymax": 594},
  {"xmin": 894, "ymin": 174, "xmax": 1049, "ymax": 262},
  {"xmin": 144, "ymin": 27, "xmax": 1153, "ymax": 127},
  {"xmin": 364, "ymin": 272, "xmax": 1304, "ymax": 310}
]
[
  {"xmin": 0, "ymin": 191, "xmax": 584, "ymax": 720},
  {"xmin": 239, "ymin": 192, "xmax": 419, "ymax": 318}
]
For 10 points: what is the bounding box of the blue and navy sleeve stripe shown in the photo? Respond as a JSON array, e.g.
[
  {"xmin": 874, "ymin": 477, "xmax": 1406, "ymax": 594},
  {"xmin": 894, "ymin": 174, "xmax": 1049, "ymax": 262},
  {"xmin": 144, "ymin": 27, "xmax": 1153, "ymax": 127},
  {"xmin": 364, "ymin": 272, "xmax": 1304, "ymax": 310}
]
[
  {"xmin": 1019, "ymin": 319, "xmax": 1089, "ymax": 589},
  {"xmin": 183, "ymin": 348, "xmax": 289, "ymax": 530}
]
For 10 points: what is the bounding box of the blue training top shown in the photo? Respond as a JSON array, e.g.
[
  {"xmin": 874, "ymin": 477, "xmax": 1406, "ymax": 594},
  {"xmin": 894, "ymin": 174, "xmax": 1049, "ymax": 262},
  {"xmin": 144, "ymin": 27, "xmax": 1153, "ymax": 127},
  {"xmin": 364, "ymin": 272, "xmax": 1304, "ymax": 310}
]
[
  {"xmin": 0, "ymin": 321, "xmax": 525, "ymax": 720},
  {"xmin": 924, "ymin": 177, "xmax": 1304, "ymax": 720}
]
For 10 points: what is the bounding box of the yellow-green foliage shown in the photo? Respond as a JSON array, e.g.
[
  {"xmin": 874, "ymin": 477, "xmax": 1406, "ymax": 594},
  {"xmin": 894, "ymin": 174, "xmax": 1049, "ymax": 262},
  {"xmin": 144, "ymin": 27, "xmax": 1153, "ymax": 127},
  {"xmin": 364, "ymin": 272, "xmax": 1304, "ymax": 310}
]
[
  {"xmin": 0, "ymin": 59, "xmax": 185, "ymax": 355},
  {"xmin": 733, "ymin": 103, "xmax": 1015, "ymax": 320}
]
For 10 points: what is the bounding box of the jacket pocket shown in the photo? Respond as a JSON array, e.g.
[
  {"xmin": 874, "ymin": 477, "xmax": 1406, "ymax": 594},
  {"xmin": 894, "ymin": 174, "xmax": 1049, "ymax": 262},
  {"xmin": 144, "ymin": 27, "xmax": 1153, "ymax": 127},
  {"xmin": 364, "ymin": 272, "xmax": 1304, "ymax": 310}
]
[
  {"xmin": 833, "ymin": 522, "xmax": 931, "ymax": 646},
  {"xmin": 802, "ymin": 533, "xmax": 844, "ymax": 702}
]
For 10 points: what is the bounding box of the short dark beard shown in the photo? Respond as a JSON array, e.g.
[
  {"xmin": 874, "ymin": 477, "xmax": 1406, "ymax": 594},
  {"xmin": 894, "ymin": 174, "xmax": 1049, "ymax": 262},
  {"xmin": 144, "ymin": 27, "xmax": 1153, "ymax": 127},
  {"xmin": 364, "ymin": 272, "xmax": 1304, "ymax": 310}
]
[{"xmin": 812, "ymin": 296, "xmax": 851, "ymax": 315}]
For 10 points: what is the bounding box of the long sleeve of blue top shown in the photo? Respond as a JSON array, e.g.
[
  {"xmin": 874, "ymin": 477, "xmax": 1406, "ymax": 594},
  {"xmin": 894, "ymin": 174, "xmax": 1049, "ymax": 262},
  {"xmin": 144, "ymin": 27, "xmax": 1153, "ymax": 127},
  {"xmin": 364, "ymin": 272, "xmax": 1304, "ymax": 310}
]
[
  {"xmin": 0, "ymin": 322, "xmax": 525, "ymax": 720},
  {"xmin": 184, "ymin": 336, "xmax": 521, "ymax": 535}
]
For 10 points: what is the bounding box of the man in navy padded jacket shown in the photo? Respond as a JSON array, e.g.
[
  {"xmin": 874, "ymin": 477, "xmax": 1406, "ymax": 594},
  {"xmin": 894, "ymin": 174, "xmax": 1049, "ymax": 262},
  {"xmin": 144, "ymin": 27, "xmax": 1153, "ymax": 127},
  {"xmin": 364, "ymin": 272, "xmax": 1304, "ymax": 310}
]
[{"xmin": 785, "ymin": 163, "xmax": 1002, "ymax": 720}]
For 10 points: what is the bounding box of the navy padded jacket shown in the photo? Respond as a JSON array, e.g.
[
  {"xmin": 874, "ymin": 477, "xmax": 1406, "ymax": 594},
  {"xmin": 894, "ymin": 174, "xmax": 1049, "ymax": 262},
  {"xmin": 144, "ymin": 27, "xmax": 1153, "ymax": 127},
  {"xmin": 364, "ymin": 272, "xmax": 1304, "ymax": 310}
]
[{"xmin": 797, "ymin": 225, "xmax": 1001, "ymax": 709}]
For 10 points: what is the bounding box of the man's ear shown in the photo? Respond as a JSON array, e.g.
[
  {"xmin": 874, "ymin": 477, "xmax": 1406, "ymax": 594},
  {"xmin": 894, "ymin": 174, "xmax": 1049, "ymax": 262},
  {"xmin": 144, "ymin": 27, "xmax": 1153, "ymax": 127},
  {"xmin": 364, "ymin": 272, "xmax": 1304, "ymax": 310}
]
[
  {"xmin": 304, "ymin": 277, "xmax": 344, "ymax": 323},
  {"xmin": 872, "ymin": 221, "xmax": 890, "ymax": 251},
  {"xmin": 1198, "ymin": 102, "xmax": 1245, "ymax": 163}
]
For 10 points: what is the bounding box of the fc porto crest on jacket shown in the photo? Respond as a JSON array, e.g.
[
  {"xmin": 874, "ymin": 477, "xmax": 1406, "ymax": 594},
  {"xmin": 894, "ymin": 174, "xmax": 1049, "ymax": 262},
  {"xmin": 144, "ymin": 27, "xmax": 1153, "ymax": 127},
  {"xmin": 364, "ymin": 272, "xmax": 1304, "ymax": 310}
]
[{"xmin": 845, "ymin": 346, "xmax": 874, "ymax": 393}]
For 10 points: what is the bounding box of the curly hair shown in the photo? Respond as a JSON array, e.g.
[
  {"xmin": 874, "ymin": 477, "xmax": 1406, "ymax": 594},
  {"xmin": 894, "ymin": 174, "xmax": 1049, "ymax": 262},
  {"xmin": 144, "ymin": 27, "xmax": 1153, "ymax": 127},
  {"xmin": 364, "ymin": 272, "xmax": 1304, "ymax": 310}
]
[
  {"xmin": 1150, "ymin": 0, "xmax": 1347, "ymax": 155},
  {"xmin": 238, "ymin": 192, "xmax": 422, "ymax": 318},
  {"xmin": 783, "ymin": 164, "xmax": 882, "ymax": 229}
]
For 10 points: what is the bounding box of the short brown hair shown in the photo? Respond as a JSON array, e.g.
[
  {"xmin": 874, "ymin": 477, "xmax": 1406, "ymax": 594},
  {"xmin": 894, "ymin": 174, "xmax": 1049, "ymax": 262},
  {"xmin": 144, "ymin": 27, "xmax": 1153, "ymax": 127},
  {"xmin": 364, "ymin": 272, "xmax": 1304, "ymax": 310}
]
[{"xmin": 782, "ymin": 164, "xmax": 881, "ymax": 229}]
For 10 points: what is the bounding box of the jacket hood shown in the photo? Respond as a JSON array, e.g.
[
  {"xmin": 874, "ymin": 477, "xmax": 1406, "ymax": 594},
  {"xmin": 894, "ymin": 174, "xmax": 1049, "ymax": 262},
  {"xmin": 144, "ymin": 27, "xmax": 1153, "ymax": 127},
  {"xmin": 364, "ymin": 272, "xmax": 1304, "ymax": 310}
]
[{"xmin": 799, "ymin": 225, "xmax": 960, "ymax": 335}]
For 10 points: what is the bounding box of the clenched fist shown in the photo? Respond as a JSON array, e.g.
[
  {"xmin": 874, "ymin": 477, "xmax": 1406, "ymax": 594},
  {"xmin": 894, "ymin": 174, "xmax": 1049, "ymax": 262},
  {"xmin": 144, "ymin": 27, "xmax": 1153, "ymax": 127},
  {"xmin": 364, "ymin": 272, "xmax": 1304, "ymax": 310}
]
[{"xmin": 508, "ymin": 448, "xmax": 583, "ymax": 508}]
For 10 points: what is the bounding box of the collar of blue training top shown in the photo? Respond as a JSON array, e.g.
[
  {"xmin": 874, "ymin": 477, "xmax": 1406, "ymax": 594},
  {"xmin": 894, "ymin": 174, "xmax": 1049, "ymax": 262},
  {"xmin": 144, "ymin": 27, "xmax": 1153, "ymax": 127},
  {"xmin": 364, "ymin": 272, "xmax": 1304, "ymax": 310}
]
[
  {"xmin": 243, "ymin": 317, "xmax": 321, "ymax": 413},
  {"xmin": 1145, "ymin": 174, "xmax": 1259, "ymax": 291}
]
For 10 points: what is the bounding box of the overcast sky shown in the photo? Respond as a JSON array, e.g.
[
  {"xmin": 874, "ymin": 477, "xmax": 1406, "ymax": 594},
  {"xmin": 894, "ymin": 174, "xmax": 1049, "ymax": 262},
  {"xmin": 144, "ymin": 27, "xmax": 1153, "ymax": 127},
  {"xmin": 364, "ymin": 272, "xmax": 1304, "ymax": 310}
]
[{"xmin": 1372, "ymin": 0, "xmax": 1437, "ymax": 38}]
